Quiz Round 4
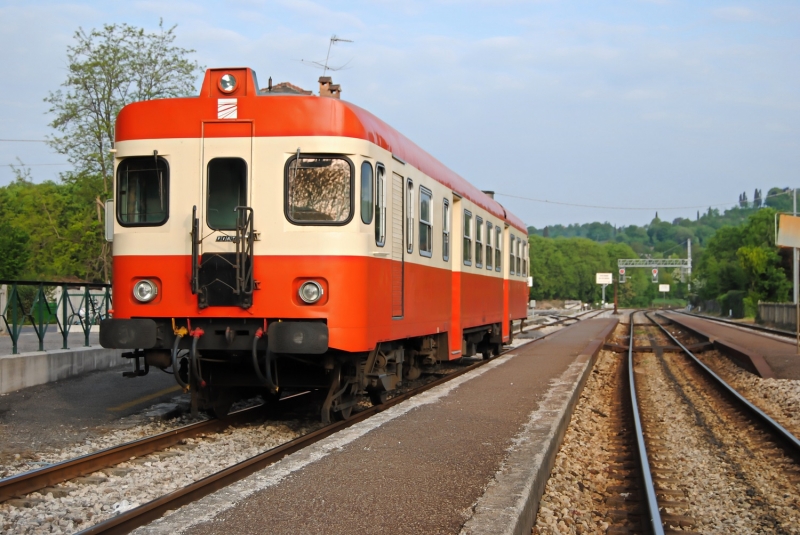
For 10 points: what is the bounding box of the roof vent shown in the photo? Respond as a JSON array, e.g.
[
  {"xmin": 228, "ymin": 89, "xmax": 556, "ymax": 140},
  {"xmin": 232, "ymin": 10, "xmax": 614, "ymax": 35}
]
[{"xmin": 482, "ymin": 190, "xmax": 495, "ymax": 199}]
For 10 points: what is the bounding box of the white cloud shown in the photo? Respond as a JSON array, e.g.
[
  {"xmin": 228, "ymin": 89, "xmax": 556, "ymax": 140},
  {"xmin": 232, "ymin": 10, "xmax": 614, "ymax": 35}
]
[{"xmin": 711, "ymin": 6, "xmax": 765, "ymax": 22}]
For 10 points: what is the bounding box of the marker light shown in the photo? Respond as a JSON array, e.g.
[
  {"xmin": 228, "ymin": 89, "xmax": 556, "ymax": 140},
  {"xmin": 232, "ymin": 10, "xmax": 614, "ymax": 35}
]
[
  {"xmin": 133, "ymin": 280, "xmax": 158, "ymax": 303},
  {"xmin": 298, "ymin": 281, "xmax": 323, "ymax": 304},
  {"xmin": 219, "ymin": 74, "xmax": 237, "ymax": 93}
]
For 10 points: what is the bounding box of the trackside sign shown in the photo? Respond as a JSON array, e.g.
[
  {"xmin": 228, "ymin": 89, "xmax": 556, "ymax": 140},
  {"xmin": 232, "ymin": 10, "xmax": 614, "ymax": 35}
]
[{"xmin": 596, "ymin": 273, "xmax": 613, "ymax": 285}]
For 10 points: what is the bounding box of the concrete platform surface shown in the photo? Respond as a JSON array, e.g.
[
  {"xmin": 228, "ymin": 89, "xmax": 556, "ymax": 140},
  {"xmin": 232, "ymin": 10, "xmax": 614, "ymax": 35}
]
[
  {"xmin": 0, "ymin": 365, "xmax": 184, "ymax": 459},
  {"xmin": 136, "ymin": 317, "xmax": 619, "ymax": 535},
  {"xmin": 663, "ymin": 311, "xmax": 800, "ymax": 379}
]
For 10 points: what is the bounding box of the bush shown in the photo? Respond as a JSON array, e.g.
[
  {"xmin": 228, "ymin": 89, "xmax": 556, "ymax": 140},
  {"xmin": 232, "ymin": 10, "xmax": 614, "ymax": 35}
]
[{"xmin": 719, "ymin": 290, "xmax": 746, "ymax": 318}]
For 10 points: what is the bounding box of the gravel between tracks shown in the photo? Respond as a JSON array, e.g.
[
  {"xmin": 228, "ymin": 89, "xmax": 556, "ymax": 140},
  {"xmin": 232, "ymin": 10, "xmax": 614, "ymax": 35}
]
[
  {"xmin": 0, "ymin": 418, "xmax": 322, "ymax": 534},
  {"xmin": 531, "ymin": 343, "xmax": 623, "ymax": 535},
  {"xmin": 640, "ymin": 329, "xmax": 800, "ymax": 534},
  {"xmin": 665, "ymin": 325, "xmax": 800, "ymax": 438},
  {"xmin": 533, "ymin": 320, "xmax": 800, "ymax": 535}
]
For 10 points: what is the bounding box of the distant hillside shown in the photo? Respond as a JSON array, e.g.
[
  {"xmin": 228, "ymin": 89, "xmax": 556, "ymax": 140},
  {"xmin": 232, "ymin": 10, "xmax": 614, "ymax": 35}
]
[
  {"xmin": 527, "ymin": 187, "xmax": 795, "ymax": 314},
  {"xmin": 528, "ymin": 187, "xmax": 794, "ymax": 255}
]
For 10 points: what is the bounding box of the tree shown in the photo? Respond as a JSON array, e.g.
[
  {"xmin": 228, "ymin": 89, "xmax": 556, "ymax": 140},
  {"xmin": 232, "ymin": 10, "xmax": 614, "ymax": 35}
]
[
  {"xmin": 43, "ymin": 20, "xmax": 202, "ymax": 281},
  {"xmin": 46, "ymin": 20, "xmax": 202, "ymax": 193},
  {"xmin": 765, "ymin": 187, "xmax": 793, "ymax": 212}
]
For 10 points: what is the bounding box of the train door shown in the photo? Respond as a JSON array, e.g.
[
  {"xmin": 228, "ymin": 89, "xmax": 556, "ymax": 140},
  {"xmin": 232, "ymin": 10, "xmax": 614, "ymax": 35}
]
[
  {"xmin": 502, "ymin": 223, "xmax": 511, "ymax": 341},
  {"xmin": 391, "ymin": 172, "xmax": 404, "ymax": 317},
  {"xmin": 449, "ymin": 195, "xmax": 463, "ymax": 357},
  {"xmin": 193, "ymin": 121, "xmax": 254, "ymax": 309}
]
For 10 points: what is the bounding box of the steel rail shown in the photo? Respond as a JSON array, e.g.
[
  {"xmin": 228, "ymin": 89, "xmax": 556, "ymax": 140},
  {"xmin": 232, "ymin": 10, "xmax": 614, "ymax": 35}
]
[
  {"xmin": 650, "ymin": 313, "xmax": 800, "ymax": 452},
  {"xmin": 0, "ymin": 404, "xmax": 265, "ymax": 503},
  {"xmin": 526, "ymin": 309, "xmax": 603, "ymax": 331},
  {"xmin": 672, "ymin": 309, "xmax": 797, "ymax": 340},
  {"xmin": 627, "ymin": 311, "xmax": 665, "ymax": 535},
  {"xmin": 76, "ymin": 311, "xmax": 606, "ymax": 535}
]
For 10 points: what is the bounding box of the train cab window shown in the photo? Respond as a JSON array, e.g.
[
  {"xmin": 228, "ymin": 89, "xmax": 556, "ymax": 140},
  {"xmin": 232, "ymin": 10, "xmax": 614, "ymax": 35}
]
[
  {"xmin": 419, "ymin": 186, "xmax": 432, "ymax": 257},
  {"xmin": 517, "ymin": 238, "xmax": 522, "ymax": 275},
  {"xmin": 510, "ymin": 234, "xmax": 516, "ymax": 275},
  {"xmin": 375, "ymin": 164, "xmax": 386, "ymax": 246},
  {"xmin": 286, "ymin": 155, "xmax": 352, "ymax": 224},
  {"xmin": 495, "ymin": 226, "xmax": 502, "ymax": 272},
  {"xmin": 406, "ymin": 179, "xmax": 414, "ymax": 253},
  {"xmin": 361, "ymin": 161, "xmax": 373, "ymax": 225},
  {"xmin": 486, "ymin": 222, "xmax": 493, "ymax": 270},
  {"xmin": 475, "ymin": 216, "xmax": 483, "ymax": 268},
  {"xmin": 442, "ymin": 199, "xmax": 450, "ymax": 261},
  {"xmin": 463, "ymin": 210, "xmax": 473, "ymax": 266},
  {"xmin": 117, "ymin": 156, "xmax": 169, "ymax": 226},
  {"xmin": 207, "ymin": 158, "xmax": 246, "ymax": 230}
]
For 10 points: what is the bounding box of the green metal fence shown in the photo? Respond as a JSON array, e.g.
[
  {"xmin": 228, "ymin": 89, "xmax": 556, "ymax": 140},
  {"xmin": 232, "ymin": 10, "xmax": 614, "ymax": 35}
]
[{"xmin": 0, "ymin": 280, "xmax": 112, "ymax": 355}]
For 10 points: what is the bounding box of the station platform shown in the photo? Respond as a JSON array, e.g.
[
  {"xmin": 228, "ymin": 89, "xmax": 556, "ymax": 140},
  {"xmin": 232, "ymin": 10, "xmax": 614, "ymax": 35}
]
[
  {"xmin": 662, "ymin": 311, "xmax": 800, "ymax": 380},
  {"xmin": 0, "ymin": 329, "xmax": 125, "ymax": 395},
  {"xmin": 137, "ymin": 316, "xmax": 619, "ymax": 535}
]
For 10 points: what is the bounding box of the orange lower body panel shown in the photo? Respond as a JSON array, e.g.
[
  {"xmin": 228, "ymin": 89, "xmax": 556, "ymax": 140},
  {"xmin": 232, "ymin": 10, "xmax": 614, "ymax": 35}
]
[{"xmin": 114, "ymin": 255, "xmax": 513, "ymax": 356}]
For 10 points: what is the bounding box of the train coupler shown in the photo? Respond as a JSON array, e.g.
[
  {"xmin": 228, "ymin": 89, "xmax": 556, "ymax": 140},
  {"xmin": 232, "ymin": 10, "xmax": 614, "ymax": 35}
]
[{"xmin": 121, "ymin": 350, "xmax": 150, "ymax": 378}]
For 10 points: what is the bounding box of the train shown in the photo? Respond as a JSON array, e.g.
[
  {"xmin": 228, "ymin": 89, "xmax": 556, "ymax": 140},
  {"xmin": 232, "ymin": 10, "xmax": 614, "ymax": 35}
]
[{"xmin": 99, "ymin": 67, "xmax": 530, "ymax": 422}]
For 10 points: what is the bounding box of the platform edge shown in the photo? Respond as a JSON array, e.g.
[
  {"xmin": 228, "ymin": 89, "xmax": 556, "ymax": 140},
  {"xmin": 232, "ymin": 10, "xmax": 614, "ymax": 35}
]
[{"xmin": 460, "ymin": 317, "xmax": 619, "ymax": 535}]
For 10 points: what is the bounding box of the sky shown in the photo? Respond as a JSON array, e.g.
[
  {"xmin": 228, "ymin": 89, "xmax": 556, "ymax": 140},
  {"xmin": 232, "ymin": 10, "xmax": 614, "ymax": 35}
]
[{"xmin": 0, "ymin": 0, "xmax": 798, "ymax": 228}]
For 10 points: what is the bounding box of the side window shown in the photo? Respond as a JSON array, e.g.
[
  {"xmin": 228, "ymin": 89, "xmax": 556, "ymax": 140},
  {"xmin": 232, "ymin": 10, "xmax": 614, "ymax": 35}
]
[
  {"xmin": 510, "ymin": 233, "xmax": 516, "ymax": 275},
  {"xmin": 286, "ymin": 155, "xmax": 352, "ymax": 225},
  {"xmin": 475, "ymin": 216, "xmax": 484, "ymax": 268},
  {"xmin": 375, "ymin": 164, "xmax": 386, "ymax": 246},
  {"xmin": 117, "ymin": 156, "xmax": 169, "ymax": 226},
  {"xmin": 442, "ymin": 199, "xmax": 450, "ymax": 261},
  {"xmin": 406, "ymin": 179, "xmax": 414, "ymax": 253},
  {"xmin": 463, "ymin": 210, "xmax": 472, "ymax": 266},
  {"xmin": 486, "ymin": 222, "xmax": 493, "ymax": 270},
  {"xmin": 495, "ymin": 226, "xmax": 502, "ymax": 272},
  {"xmin": 517, "ymin": 238, "xmax": 522, "ymax": 275},
  {"xmin": 523, "ymin": 241, "xmax": 528, "ymax": 276},
  {"xmin": 419, "ymin": 187, "xmax": 432, "ymax": 257},
  {"xmin": 207, "ymin": 157, "xmax": 246, "ymax": 230},
  {"xmin": 360, "ymin": 161, "xmax": 373, "ymax": 225}
]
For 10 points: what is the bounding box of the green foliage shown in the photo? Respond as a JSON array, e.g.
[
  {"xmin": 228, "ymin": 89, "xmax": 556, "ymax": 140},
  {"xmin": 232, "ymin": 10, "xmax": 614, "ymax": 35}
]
[
  {"xmin": 527, "ymin": 191, "xmax": 796, "ymax": 308},
  {"xmin": 528, "ymin": 235, "xmax": 671, "ymax": 306},
  {"xmin": 0, "ymin": 169, "xmax": 106, "ymax": 281},
  {"xmin": 0, "ymin": 221, "xmax": 29, "ymax": 279},
  {"xmin": 45, "ymin": 20, "xmax": 202, "ymax": 193},
  {"xmin": 764, "ymin": 188, "xmax": 795, "ymax": 212},
  {"xmin": 0, "ymin": 21, "xmax": 201, "ymax": 283}
]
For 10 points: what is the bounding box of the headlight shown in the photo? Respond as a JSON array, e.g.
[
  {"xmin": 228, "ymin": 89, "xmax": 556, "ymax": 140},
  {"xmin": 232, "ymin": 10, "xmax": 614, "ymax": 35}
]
[
  {"xmin": 298, "ymin": 281, "xmax": 323, "ymax": 304},
  {"xmin": 133, "ymin": 280, "xmax": 158, "ymax": 303},
  {"xmin": 219, "ymin": 73, "xmax": 237, "ymax": 93}
]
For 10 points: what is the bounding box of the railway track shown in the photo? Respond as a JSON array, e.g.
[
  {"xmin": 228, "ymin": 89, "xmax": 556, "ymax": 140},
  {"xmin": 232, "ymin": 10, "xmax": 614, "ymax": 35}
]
[
  {"xmin": 0, "ymin": 404, "xmax": 268, "ymax": 504},
  {"xmin": 0, "ymin": 310, "xmax": 606, "ymax": 535},
  {"xmin": 626, "ymin": 311, "xmax": 800, "ymax": 533}
]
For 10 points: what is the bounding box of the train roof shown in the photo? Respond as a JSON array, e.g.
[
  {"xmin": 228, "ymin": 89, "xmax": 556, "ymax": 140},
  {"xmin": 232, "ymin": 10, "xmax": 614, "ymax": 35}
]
[{"xmin": 116, "ymin": 67, "xmax": 527, "ymax": 233}]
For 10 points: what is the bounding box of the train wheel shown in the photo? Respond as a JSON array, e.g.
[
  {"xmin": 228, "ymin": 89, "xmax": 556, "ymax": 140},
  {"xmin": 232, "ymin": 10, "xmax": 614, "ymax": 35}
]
[{"xmin": 321, "ymin": 364, "xmax": 357, "ymax": 423}]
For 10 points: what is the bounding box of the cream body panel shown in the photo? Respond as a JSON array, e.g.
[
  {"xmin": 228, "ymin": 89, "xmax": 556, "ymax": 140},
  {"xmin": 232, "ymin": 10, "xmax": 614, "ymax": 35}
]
[{"xmin": 113, "ymin": 135, "xmax": 517, "ymax": 279}]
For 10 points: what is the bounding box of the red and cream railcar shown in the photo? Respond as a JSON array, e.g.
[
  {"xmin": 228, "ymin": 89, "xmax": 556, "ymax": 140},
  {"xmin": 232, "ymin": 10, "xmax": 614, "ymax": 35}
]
[{"xmin": 100, "ymin": 67, "xmax": 530, "ymax": 421}]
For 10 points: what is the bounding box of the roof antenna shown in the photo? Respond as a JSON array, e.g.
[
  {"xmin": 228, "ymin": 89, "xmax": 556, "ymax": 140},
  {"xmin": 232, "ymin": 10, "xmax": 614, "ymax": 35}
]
[
  {"xmin": 268, "ymin": 77, "xmax": 272, "ymax": 92},
  {"xmin": 301, "ymin": 35, "xmax": 353, "ymax": 75}
]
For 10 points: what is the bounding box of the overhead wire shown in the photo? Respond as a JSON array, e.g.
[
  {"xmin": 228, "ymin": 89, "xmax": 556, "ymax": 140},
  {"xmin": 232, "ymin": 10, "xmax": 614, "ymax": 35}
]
[{"xmin": 495, "ymin": 189, "xmax": 792, "ymax": 212}]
